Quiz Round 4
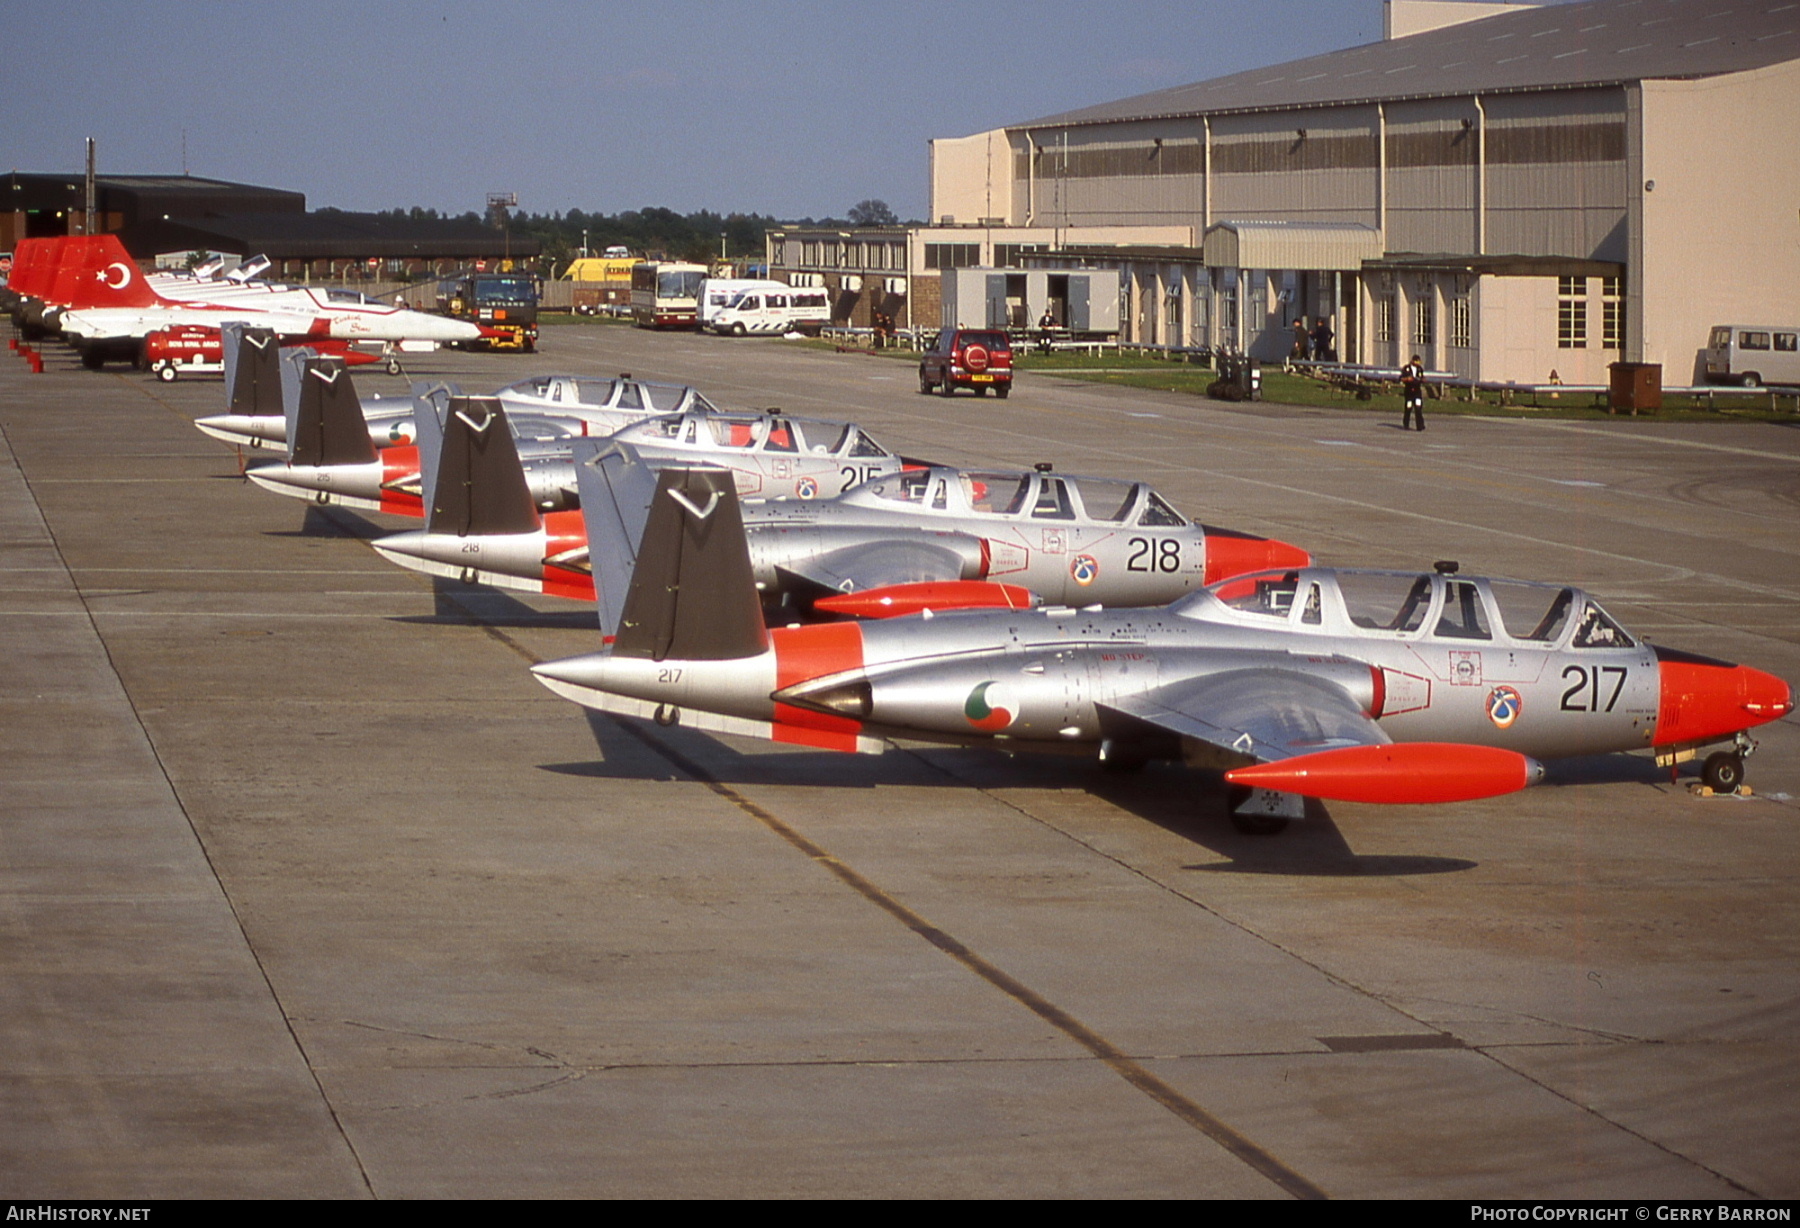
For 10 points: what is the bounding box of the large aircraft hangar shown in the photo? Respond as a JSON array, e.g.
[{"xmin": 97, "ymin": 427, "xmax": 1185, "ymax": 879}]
[{"xmin": 926, "ymin": 0, "xmax": 1800, "ymax": 385}]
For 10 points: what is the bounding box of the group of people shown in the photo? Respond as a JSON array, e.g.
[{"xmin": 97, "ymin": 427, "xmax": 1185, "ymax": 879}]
[
  {"xmin": 1288, "ymin": 315, "xmax": 1336, "ymax": 363},
  {"xmin": 1292, "ymin": 314, "xmax": 1428, "ymax": 430}
]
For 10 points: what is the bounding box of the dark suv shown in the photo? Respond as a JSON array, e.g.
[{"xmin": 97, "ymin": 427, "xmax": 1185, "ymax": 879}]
[{"xmin": 919, "ymin": 329, "xmax": 1013, "ymax": 398}]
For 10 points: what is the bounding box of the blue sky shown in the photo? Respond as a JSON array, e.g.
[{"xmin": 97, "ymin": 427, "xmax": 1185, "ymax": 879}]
[{"xmin": 5, "ymin": 1, "xmax": 1397, "ymax": 219}]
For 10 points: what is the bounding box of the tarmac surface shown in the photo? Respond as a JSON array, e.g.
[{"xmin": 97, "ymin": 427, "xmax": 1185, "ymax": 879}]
[{"xmin": 3, "ymin": 323, "xmax": 1797, "ymax": 1199}]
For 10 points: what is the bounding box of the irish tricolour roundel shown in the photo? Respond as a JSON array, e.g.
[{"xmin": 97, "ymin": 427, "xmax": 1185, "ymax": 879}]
[{"xmin": 964, "ymin": 681, "xmax": 1016, "ymax": 731}]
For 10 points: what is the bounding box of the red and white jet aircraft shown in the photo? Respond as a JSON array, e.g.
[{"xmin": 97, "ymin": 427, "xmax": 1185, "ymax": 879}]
[{"xmin": 20, "ymin": 234, "xmax": 483, "ymax": 366}]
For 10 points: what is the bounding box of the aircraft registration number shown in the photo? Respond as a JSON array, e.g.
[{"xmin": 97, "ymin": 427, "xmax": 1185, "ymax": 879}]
[
  {"xmin": 839, "ymin": 465, "xmax": 884, "ymax": 492},
  {"xmin": 1127, "ymin": 537, "xmax": 1181, "ymax": 573},
  {"xmin": 1561, "ymin": 665, "xmax": 1627, "ymax": 712}
]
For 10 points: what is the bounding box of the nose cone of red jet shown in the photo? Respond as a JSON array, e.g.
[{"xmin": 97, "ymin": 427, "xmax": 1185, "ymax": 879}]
[
  {"xmin": 1653, "ymin": 646, "xmax": 1793, "ymax": 746},
  {"xmin": 1200, "ymin": 527, "xmax": 1312, "ymax": 585}
]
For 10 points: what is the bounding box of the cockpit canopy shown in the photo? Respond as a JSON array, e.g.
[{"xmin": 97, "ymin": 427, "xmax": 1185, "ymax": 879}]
[
  {"xmin": 845, "ymin": 468, "xmax": 1188, "ymax": 526},
  {"xmin": 615, "ymin": 411, "xmax": 894, "ymax": 458},
  {"xmin": 1181, "ymin": 567, "xmax": 1634, "ymax": 649},
  {"xmin": 500, "ymin": 376, "xmax": 715, "ymax": 414}
]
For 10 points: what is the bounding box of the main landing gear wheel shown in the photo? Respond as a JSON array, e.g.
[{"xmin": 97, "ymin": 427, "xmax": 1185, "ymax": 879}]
[{"xmin": 1701, "ymin": 752, "xmax": 1744, "ymax": 792}]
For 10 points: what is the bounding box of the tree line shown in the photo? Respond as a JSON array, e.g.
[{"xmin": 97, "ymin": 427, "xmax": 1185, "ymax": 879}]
[{"xmin": 367, "ymin": 199, "xmax": 905, "ymax": 269}]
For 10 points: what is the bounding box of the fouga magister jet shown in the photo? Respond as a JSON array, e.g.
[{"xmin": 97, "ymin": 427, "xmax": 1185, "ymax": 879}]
[
  {"xmin": 194, "ymin": 328, "xmax": 720, "ymax": 453},
  {"xmin": 369, "ymin": 397, "xmax": 1311, "ymax": 618},
  {"xmin": 530, "ymin": 471, "xmax": 1792, "ymax": 833},
  {"xmin": 239, "ymin": 349, "xmax": 916, "ymax": 519}
]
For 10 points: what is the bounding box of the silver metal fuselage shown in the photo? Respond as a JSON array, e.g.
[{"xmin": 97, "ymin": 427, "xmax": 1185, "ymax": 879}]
[{"xmin": 538, "ymin": 569, "xmax": 1659, "ymax": 763}]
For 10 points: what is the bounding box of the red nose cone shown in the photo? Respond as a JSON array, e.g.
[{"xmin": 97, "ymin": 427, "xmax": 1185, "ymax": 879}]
[
  {"xmin": 1201, "ymin": 528, "xmax": 1313, "ymax": 585},
  {"xmin": 1654, "ymin": 647, "xmax": 1794, "ymax": 745}
]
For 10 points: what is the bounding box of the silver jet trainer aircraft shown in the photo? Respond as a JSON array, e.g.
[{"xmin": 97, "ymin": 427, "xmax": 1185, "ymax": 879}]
[
  {"xmin": 195, "ymin": 326, "xmax": 718, "ymax": 451},
  {"xmin": 370, "ymin": 401, "xmax": 1310, "ymax": 618},
  {"xmin": 531, "ymin": 470, "xmax": 1793, "ymax": 833},
  {"xmin": 244, "ymin": 383, "xmax": 915, "ymax": 518}
]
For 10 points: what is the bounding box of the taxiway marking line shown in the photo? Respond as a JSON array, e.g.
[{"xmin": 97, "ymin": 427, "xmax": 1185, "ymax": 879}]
[
  {"xmin": 617, "ymin": 718, "xmax": 1330, "ymax": 1202},
  {"xmin": 429, "ymin": 573, "xmax": 1327, "ymax": 1199}
]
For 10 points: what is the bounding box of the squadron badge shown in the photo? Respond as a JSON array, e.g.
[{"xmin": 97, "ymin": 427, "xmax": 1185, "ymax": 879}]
[{"xmin": 1486, "ymin": 685, "xmax": 1523, "ymax": 729}]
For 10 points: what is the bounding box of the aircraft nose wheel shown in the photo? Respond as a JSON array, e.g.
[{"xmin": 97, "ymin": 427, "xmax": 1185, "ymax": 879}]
[{"xmin": 1701, "ymin": 752, "xmax": 1745, "ymax": 793}]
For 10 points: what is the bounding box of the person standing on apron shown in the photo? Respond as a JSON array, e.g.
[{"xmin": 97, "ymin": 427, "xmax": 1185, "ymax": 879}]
[{"xmin": 1401, "ymin": 355, "xmax": 1426, "ymax": 431}]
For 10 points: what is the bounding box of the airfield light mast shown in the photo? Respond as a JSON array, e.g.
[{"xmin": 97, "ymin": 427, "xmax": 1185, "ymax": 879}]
[{"xmin": 488, "ymin": 192, "xmax": 517, "ymax": 266}]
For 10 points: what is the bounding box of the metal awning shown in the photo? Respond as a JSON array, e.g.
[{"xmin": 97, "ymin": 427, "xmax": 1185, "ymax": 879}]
[{"xmin": 1202, "ymin": 221, "xmax": 1382, "ymax": 272}]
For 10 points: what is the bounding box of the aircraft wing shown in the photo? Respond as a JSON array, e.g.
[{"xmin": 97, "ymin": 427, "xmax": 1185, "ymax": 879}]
[
  {"xmin": 779, "ymin": 539, "xmax": 968, "ymax": 594},
  {"xmin": 1102, "ymin": 668, "xmax": 1387, "ymax": 768},
  {"xmin": 1102, "ymin": 667, "xmax": 1542, "ymax": 804}
]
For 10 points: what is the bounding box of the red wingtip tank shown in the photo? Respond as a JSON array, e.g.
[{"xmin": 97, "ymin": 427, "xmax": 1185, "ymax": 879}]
[{"xmin": 1225, "ymin": 743, "xmax": 1546, "ymax": 805}]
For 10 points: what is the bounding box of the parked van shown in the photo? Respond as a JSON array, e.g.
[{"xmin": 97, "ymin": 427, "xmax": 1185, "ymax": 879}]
[
  {"xmin": 1705, "ymin": 325, "xmax": 1800, "ymax": 388},
  {"xmin": 710, "ymin": 286, "xmax": 832, "ymax": 337},
  {"xmin": 698, "ymin": 278, "xmax": 789, "ymax": 330}
]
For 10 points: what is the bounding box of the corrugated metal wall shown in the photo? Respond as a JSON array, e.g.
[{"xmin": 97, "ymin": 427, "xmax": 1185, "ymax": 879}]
[
  {"xmin": 1014, "ymin": 121, "xmax": 1206, "ymax": 227},
  {"xmin": 1384, "ymin": 97, "xmax": 1479, "ymax": 253},
  {"xmin": 1483, "ymin": 88, "xmax": 1628, "ymax": 260},
  {"xmin": 1004, "ymin": 87, "xmax": 1628, "ymax": 260},
  {"xmin": 1209, "ymin": 107, "xmax": 1382, "ymax": 224}
]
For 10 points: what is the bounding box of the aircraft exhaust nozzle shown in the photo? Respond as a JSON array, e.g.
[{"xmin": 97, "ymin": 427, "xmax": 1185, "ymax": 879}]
[
  {"xmin": 244, "ymin": 459, "xmax": 384, "ymax": 506},
  {"xmin": 195, "ymin": 412, "xmax": 287, "ymax": 449},
  {"xmin": 1200, "ymin": 528, "xmax": 1312, "ymax": 585},
  {"xmin": 531, "ymin": 654, "xmax": 608, "ymax": 690},
  {"xmin": 1224, "ymin": 742, "xmax": 1543, "ymax": 805}
]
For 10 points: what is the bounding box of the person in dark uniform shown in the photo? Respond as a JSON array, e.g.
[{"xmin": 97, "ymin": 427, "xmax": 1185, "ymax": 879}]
[
  {"xmin": 1401, "ymin": 354, "xmax": 1426, "ymax": 431},
  {"xmin": 1311, "ymin": 316, "xmax": 1335, "ymax": 361}
]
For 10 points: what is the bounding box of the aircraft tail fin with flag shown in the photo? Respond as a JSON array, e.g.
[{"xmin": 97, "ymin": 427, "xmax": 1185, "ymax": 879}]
[{"xmin": 66, "ymin": 234, "xmax": 162, "ymax": 310}]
